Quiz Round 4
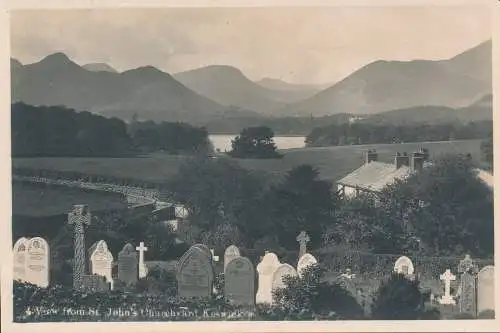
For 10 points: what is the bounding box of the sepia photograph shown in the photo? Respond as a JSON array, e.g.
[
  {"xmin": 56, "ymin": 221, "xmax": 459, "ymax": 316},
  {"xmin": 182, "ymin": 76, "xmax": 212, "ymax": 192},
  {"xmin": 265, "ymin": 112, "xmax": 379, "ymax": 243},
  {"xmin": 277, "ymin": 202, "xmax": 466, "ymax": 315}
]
[{"xmin": 4, "ymin": 0, "xmax": 497, "ymax": 329}]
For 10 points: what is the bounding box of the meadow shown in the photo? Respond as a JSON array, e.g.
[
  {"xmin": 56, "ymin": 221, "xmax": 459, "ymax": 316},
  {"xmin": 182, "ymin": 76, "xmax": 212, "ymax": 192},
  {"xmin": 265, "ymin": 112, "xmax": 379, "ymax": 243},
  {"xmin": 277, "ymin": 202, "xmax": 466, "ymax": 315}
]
[{"xmin": 12, "ymin": 139, "xmax": 484, "ymax": 184}]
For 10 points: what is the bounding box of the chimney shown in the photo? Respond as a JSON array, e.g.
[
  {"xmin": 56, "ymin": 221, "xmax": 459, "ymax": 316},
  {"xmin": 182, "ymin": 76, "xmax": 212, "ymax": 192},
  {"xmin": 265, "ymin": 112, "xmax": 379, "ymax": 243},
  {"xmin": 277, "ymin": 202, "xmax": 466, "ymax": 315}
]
[
  {"xmin": 419, "ymin": 147, "xmax": 430, "ymax": 161},
  {"xmin": 411, "ymin": 151, "xmax": 425, "ymax": 172},
  {"xmin": 394, "ymin": 152, "xmax": 410, "ymax": 169},
  {"xmin": 365, "ymin": 150, "xmax": 378, "ymax": 164}
]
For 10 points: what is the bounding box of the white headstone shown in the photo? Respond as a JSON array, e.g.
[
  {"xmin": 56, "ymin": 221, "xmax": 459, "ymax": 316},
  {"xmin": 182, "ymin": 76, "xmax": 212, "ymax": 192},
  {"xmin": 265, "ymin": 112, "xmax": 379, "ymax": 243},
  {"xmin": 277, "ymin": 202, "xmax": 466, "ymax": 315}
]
[
  {"xmin": 210, "ymin": 249, "xmax": 219, "ymax": 262},
  {"xmin": 224, "ymin": 245, "xmax": 241, "ymax": 271},
  {"xmin": 13, "ymin": 237, "xmax": 29, "ymax": 282},
  {"xmin": 90, "ymin": 240, "xmax": 114, "ymax": 289},
  {"xmin": 394, "ymin": 256, "xmax": 414, "ymax": 276},
  {"xmin": 297, "ymin": 253, "xmax": 318, "ymax": 277},
  {"xmin": 135, "ymin": 241, "xmax": 148, "ymax": 279},
  {"xmin": 25, "ymin": 237, "xmax": 50, "ymax": 287},
  {"xmin": 256, "ymin": 252, "xmax": 280, "ymax": 304},
  {"xmin": 478, "ymin": 265, "xmax": 495, "ymax": 314},
  {"xmin": 439, "ymin": 269, "xmax": 456, "ymax": 305}
]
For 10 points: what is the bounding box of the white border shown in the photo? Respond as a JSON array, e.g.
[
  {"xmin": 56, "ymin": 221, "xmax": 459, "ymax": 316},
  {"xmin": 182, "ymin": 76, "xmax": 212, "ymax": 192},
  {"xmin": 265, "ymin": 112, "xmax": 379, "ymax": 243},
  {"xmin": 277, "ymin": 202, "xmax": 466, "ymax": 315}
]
[{"xmin": 1, "ymin": 0, "xmax": 499, "ymax": 332}]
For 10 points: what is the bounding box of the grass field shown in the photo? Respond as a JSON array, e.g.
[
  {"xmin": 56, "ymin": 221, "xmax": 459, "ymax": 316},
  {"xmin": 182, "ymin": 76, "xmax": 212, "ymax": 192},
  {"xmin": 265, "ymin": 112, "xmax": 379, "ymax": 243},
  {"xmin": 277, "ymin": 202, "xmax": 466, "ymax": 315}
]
[{"xmin": 12, "ymin": 139, "xmax": 484, "ymax": 183}]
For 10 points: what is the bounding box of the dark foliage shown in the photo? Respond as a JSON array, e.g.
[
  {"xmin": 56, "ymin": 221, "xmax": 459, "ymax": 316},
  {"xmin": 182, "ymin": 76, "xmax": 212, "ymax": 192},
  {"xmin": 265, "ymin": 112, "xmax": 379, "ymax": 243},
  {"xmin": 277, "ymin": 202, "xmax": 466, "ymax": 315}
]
[
  {"xmin": 307, "ymin": 120, "xmax": 492, "ymax": 147},
  {"xmin": 228, "ymin": 126, "xmax": 282, "ymax": 159},
  {"xmin": 371, "ymin": 273, "xmax": 439, "ymax": 320},
  {"xmin": 11, "ymin": 103, "xmax": 211, "ymax": 157},
  {"xmin": 271, "ymin": 264, "xmax": 364, "ymax": 320}
]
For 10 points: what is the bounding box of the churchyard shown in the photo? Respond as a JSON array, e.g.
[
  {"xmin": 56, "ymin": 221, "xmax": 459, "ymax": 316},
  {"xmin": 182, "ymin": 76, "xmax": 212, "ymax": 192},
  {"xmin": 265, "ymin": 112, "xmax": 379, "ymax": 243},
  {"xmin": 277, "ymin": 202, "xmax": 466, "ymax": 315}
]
[{"xmin": 12, "ymin": 204, "xmax": 495, "ymax": 322}]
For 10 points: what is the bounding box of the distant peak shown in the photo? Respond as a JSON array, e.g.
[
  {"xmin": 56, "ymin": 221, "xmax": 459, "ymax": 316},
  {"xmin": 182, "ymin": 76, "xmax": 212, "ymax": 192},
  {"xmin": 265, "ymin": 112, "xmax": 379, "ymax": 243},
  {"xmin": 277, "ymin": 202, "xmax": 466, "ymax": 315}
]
[
  {"xmin": 41, "ymin": 52, "xmax": 72, "ymax": 63},
  {"xmin": 83, "ymin": 62, "xmax": 117, "ymax": 73}
]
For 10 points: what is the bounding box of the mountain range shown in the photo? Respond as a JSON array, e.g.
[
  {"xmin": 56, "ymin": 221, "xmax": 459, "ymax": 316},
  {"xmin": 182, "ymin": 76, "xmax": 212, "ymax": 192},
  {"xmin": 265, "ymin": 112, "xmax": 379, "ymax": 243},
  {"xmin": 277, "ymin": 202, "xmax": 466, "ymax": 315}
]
[
  {"xmin": 11, "ymin": 39, "xmax": 492, "ymax": 124},
  {"xmin": 280, "ymin": 40, "xmax": 491, "ymax": 117}
]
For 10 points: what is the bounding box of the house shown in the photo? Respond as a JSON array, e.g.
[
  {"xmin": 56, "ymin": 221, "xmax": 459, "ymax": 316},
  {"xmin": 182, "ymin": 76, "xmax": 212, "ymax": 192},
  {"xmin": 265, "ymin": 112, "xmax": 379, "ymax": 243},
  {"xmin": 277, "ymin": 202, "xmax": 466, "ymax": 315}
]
[{"xmin": 336, "ymin": 148, "xmax": 429, "ymax": 198}]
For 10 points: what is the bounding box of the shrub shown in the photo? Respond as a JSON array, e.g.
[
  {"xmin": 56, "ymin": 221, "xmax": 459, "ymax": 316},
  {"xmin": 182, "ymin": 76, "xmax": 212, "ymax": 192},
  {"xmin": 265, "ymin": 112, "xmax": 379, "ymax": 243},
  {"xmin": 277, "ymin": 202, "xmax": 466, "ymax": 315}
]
[
  {"xmin": 270, "ymin": 264, "xmax": 364, "ymax": 320},
  {"xmin": 371, "ymin": 273, "xmax": 437, "ymax": 320}
]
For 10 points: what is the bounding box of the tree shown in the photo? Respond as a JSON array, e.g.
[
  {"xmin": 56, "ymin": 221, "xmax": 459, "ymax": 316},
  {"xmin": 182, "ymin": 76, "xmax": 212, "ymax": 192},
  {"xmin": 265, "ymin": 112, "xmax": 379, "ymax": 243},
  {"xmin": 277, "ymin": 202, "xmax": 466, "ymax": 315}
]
[
  {"xmin": 381, "ymin": 154, "xmax": 494, "ymax": 257},
  {"xmin": 371, "ymin": 274, "xmax": 438, "ymax": 320},
  {"xmin": 228, "ymin": 126, "xmax": 282, "ymax": 158},
  {"xmin": 267, "ymin": 165, "xmax": 335, "ymax": 249},
  {"xmin": 165, "ymin": 156, "xmax": 270, "ymax": 246}
]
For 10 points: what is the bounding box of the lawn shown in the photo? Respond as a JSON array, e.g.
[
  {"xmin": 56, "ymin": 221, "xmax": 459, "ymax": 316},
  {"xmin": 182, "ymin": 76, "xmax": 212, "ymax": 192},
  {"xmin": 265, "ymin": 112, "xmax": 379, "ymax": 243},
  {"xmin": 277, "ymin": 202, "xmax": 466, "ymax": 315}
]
[{"xmin": 12, "ymin": 139, "xmax": 484, "ymax": 183}]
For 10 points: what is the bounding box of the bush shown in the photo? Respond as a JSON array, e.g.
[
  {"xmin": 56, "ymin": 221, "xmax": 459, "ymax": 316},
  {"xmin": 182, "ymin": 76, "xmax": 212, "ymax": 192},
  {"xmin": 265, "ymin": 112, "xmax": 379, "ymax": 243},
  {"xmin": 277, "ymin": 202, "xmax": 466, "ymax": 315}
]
[
  {"xmin": 371, "ymin": 273, "xmax": 437, "ymax": 320},
  {"xmin": 270, "ymin": 264, "xmax": 364, "ymax": 320}
]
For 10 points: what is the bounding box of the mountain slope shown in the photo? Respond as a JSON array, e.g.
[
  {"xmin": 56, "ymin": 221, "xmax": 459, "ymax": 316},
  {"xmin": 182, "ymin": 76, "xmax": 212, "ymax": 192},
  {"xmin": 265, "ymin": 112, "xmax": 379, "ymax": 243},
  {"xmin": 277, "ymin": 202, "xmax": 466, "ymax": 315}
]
[
  {"xmin": 11, "ymin": 53, "xmax": 230, "ymax": 123},
  {"xmin": 280, "ymin": 40, "xmax": 492, "ymax": 117},
  {"xmin": 256, "ymin": 77, "xmax": 329, "ymax": 92},
  {"xmin": 173, "ymin": 65, "xmax": 286, "ymax": 113},
  {"xmin": 82, "ymin": 63, "xmax": 118, "ymax": 73}
]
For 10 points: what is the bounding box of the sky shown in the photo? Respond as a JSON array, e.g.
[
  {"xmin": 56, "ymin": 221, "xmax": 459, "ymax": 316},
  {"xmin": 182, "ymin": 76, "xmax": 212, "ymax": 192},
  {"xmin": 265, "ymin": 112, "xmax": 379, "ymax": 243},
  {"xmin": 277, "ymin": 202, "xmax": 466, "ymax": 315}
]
[{"xmin": 10, "ymin": 6, "xmax": 492, "ymax": 85}]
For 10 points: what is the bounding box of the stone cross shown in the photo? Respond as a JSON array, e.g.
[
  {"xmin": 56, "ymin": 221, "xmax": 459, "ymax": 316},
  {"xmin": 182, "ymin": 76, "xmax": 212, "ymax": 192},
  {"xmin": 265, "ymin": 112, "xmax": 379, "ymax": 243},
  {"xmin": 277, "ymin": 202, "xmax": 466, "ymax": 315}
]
[
  {"xmin": 135, "ymin": 241, "xmax": 148, "ymax": 279},
  {"xmin": 458, "ymin": 254, "xmax": 478, "ymax": 275},
  {"xmin": 296, "ymin": 231, "xmax": 310, "ymax": 259},
  {"xmin": 439, "ymin": 269, "xmax": 456, "ymax": 305},
  {"xmin": 211, "ymin": 249, "xmax": 219, "ymax": 262},
  {"xmin": 68, "ymin": 204, "xmax": 91, "ymax": 290}
]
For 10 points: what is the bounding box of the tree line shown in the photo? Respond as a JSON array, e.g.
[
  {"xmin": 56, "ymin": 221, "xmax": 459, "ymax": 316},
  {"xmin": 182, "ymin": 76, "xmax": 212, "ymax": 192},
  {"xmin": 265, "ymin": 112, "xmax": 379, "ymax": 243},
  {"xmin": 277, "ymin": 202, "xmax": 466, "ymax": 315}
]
[
  {"xmin": 306, "ymin": 120, "xmax": 493, "ymax": 147},
  {"xmin": 11, "ymin": 103, "xmax": 212, "ymax": 157}
]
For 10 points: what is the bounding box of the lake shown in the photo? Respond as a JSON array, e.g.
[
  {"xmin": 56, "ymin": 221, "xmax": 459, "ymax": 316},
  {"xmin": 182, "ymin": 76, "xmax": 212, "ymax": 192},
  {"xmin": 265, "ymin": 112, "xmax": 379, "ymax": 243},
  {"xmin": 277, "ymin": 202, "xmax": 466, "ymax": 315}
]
[{"xmin": 209, "ymin": 134, "xmax": 306, "ymax": 152}]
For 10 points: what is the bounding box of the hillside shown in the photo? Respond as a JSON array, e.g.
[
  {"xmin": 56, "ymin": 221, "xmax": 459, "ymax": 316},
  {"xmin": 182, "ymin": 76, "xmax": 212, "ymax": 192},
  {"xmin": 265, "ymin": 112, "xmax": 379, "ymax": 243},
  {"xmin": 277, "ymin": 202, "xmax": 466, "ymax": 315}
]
[
  {"xmin": 11, "ymin": 53, "xmax": 232, "ymax": 123},
  {"xmin": 82, "ymin": 63, "xmax": 118, "ymax": 73},
  {"xmin": 279, "ymin": 40, "xmax": 492, "ymax": 117},
  {"xmin": 173, "ymin": 65, "xmax": 317, "ymax": 113},
  {"xmin": 255, "ymin": 77, "xmax": 329, "ymax": 92}
]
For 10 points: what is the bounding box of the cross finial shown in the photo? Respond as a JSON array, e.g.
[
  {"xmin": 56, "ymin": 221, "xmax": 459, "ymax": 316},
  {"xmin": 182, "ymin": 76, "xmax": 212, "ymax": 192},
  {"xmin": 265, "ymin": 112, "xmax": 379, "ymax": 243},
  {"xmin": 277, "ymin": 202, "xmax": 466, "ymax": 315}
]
[
  {"xmin": 136, "ymin": 241, "xmax": 148, "ymax": 253},
  {"xmin": 439, "ymin": 269, "xmax": 456, "ymax": 305},
  {"xmin": 211, "ymin": 249, "xmax": 219, "ymax": 262},
  {"xmin": 458, "ymin": 254, "xmax": 478, "ymax": 275},
  {"xmin": 68, "ymin": 204, "xmax": 91, "ymax": 226},
  {"xmin": 296, "ymin": 231, "xmax": 310, "ymax": 259}
]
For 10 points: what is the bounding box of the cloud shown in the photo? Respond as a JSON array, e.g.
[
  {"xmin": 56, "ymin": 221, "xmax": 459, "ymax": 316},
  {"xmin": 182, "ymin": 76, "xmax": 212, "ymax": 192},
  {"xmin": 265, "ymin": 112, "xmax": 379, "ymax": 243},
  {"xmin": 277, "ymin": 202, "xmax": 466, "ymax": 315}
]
[{"xmin": 10, "ymin": 6, "xmax": 491, "ymax": 84}]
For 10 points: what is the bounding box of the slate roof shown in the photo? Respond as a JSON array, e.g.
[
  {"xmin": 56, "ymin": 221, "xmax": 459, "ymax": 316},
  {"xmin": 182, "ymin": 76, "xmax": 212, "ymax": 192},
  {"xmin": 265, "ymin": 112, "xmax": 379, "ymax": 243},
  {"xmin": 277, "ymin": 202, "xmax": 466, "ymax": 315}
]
[
  {"xmin": 337, "ymin": 161, "xmax": 411, "ymax": 192},
  {"xmin": 475, "ymin": 168, "xmax": 493, "ymax": 189}
]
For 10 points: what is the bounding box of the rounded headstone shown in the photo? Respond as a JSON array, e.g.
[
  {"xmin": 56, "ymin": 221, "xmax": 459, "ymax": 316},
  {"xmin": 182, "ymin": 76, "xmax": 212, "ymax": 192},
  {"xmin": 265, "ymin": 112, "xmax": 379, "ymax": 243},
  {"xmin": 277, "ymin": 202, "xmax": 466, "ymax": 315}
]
[
  {"xmin": 478, "ymin": 265, "xmax": 495, "ymax": 314},
  {"xmin": 224, "ymin": 245, "xmax": 241, "ymax": 271},
  {"xmin": 297, "ymin": 253, "xmax": 318, "ymax": 277},
  {"xmin": 394, "ymin": 256, "xmax": 414, "ymax": 276},
  {"xmin": 224, "ymin": 256, "xmax": 255, "ymax": 306},
  {"xmin": 256, "ymin": 252, "xmax": 280, "ymax": 304}
]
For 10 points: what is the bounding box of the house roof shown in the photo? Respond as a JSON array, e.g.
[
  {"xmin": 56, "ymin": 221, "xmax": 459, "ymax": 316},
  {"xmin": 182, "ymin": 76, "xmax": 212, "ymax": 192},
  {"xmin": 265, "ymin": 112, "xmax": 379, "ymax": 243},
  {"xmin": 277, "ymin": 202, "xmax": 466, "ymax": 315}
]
[
  {"xmin": 337, "ymin": 161, "xmax": 411, "ymax": 192},
  {"xmin": 475, "ymin": 168, "xmax": 493, "ymax": 189}
]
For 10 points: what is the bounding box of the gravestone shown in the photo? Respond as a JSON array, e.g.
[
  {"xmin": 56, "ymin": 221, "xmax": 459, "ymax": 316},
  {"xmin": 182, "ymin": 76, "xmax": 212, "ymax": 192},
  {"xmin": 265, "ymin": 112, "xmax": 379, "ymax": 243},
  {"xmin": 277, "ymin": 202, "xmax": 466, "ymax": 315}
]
[
  {"xmin": 256, "ymin": 252, "xmax": 281, "ymax": 304},
  {"xmin": 224, "ymin": 256, "xmax": 255, "ymax": 306},
  {"xmin": 68, "ymin": 204, "xmax": 92, "ymax": 290},
  {"xmin": 81, "ymin": 274, "xmax": 110, "ymax": 292},
  {"xmin": 296, "ymin": 253, "xmax": 317, "ymax": 277},
  {"xmin": 13, "ymin": 237, "xmax": 29, "ymax": 282},
  {"xmin": 477, "ymin": 266, "xmax": 495, "ymax": 314},
  {"xmin": 135, "ymin": 242, "xmax": 148, "ymax": 279},
  {"xmin": 118, "ymin": 243, "xmax": 138, "ymax": 286},
  {"xmin": 224, "ymin": 245, "xmax": 241, "ymax": 271},
  {"xmin": 439, "ymin": 269, "xmax": 456, "ymax": 305},
  {"xmin": 394, "ymin": 256, "xmax": 414, "ymax": 276},
  {"xmin": 296, "ymin": 231, "xmax": 310, "ymax": 260},
  {"xmin": 458, "ymin": 255, "xmax": 478, "ymax": 317},
  {"xmin": 89, "ymin": 240, "xmax": 114, "ymax": 290},
  {"xmin": 192, "ymin": 244, "xmax": 212, "ymax": 260},
  {"xmin": 272, "ymin": 264, "xmax": 298, "ymax": 301},
  {"xmin": 25, "ymin": 237, "xmax": 50, "ymax": 287},
  {"xmin": 176, "ymin": 246, "xmax": 214, "ymax": 298}
]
